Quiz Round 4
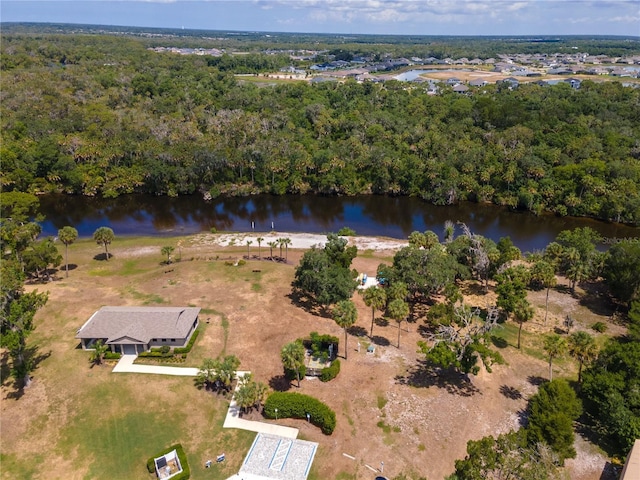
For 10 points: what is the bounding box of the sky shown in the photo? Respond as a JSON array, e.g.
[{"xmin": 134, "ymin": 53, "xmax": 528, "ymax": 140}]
[{"xmin": 1, "ymin": 0, "xmax": 639, "ymax": 37}]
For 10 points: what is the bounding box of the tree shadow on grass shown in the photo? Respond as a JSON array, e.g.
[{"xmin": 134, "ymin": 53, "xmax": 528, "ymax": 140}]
[
  {"xmin": 499, "ymin": 384, "xmax": 523, "ymax": 400},
  {"xmin": 269, "ymin": 375, "xmax": 292, "ymax": 392},
  {"xmin": 4, "ymin": 346, "xmax": 52, "ymax": 400},
  {"xmin": 527, "ymin": 375, "xmax": 546, "ymax": 386},
  {"xmin": 0, "ymin": 351, "xmax": 11, "ymax": 387},
  {"xmin": 375, "ymin": 317, "xmax": 389, "ymax": 327},
  {"xmin": 286, "ymin": 290, "xmax": 331, "ymax": 318},
  {"xmin": 491, "ymin": 335, "xmax": 509, "ymax": 349},
  {"xmin": 395, "ymin": 360, "xmax": 481, "ymax": 397},
  {"xmin": 347, "ymin": 325, "xmax": 367, "ymax": 337},
  {"xmin": 370, "ymin": 335, "xmax": 390, "ymax": 346},
  {"xmin": 579, "ymin": 282, "xmax": 616, "ymax": 317},
  {"xmin": 574, "ymin": 413, "xmax": 621, "ymax": 460},
  {"xmin": 93, "ymin": 253, "xmax": 112, "ymax": 261}
]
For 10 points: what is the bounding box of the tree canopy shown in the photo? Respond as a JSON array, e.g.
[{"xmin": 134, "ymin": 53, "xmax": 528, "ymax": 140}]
[
  {"xmin": 2, "ymin": 32, "xmax": 640, "ymax": 225},
  {"xmin": 292, "ymin": 234, "xmax": 358, "ymax": 311}
]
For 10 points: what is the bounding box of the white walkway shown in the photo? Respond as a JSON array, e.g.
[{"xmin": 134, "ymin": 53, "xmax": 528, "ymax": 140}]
[
  {"xmin": 112, "ymin": 355, "xmax": 299, "ymax": 438},
  {"xmin": 112, "ymin": 354, "xmax": 200, "ymax": 375}
]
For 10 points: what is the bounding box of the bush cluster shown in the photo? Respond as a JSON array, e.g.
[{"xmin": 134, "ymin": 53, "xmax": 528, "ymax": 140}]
[
  {"xmin": 146, "ymin": 444, "xmax": 190, "ymax": 479},
  {"xmin": 264, "ymin": 392, "xmax": 336, "ymax": 435},
  {"xmin": 319, "ymin": 359, "xmax": 341, "ymax": 382},
  {"xmin": 103, "ymin": 352, "xmax": 121, "ymax": 360},
  {"xmin": 303, "ymin": 332, "xmax": 339, "ymax": 360}
]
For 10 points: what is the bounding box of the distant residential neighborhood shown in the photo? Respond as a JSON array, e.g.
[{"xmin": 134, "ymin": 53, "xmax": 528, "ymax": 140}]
[{"xmin": 150, "ymin": 46, "xmax": 640, "ymax": 89}]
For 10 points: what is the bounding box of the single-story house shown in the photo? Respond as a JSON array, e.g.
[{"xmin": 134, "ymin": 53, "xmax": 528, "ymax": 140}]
[{"xmin": 76, "ymin": 306, "xmax": 200, "ymax": 355}]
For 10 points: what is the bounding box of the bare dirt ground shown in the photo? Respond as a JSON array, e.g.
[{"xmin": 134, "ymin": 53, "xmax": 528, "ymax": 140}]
[{"xmin": 1, "ymin": 232, "xmax": 616, "ymax": 480}]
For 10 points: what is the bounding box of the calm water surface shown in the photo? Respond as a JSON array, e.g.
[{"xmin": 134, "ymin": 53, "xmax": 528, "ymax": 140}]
[{"xmin": 38, "ymin": 194, "xmax": 639, "ymax": 252}]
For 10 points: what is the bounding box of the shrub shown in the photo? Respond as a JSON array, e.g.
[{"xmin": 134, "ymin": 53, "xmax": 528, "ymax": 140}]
[
  {"xmin": 320, "ymin": 359, "xmax": 341, "ymax": 382},
  {"xmin": 264, "ymin": 392, "xmax": 336, "ymax": 435},
  {"xmin": 591, "ymin": 321, "xmax": 607, "ymax": 333},
  {"xmin": 160, "ymin": 345, "xmax": 171, "ymax": 354},
  {"xmin": 146, "ymin": 444, "xmax": 190, "ymax": 479},
  {"xmin": 104, "ymin": 352, "xmax": 121, "ymax": 360},
  {"xmin": 304, "ymin": 332, "xmax": 339, "ymax": 360},
  {"xmin": 174, "ymin": 329, "xmax": 200, "ymax": 355},
  {"xmin": 337, "ymin": 226, "xmax": 356, "ymax": 236},
  {"xmin": 527, "ymin": 379, "xmax": 582, "ymax": 462}
]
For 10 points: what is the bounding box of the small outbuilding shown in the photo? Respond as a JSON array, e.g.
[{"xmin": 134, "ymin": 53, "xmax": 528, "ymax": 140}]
[
  {"xmin": 76, "ymin": 306, "xmax": 200, "ymax": 355},
  {"xmin": 154, "ymin": 449, "xmax": 183, "ymax": 480}
]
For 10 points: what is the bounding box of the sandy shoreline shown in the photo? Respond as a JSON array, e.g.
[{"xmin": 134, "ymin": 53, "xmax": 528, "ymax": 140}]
[{"xmin": 191, "ymin": 231, "xmax": 409, "ymax": 252}]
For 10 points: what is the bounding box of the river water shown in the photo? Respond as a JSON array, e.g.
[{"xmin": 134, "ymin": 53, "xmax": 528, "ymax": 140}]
[{"xmin": 38, "ymin": 194, "xmax": 638, "ymax": 252}]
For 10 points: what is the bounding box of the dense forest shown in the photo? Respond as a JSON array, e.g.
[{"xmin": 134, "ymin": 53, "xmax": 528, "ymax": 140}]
[{"xmin": 1, "ymin": 29, "xmax": 640, "ymax": 225}]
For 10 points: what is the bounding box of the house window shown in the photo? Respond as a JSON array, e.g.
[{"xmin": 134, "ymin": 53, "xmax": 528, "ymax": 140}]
[
  {"xmin": 171, "ymin": 339, "xmax": 176, "ymax": 342},
  {"xmin": 162, "ymin": 338, "xmax": 167, "ymax": 342}
]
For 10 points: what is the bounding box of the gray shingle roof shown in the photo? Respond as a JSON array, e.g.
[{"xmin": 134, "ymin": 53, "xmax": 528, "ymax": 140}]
[{"xmin": 76, "ymin": 306, "xmax": 200, "ymax": 344}]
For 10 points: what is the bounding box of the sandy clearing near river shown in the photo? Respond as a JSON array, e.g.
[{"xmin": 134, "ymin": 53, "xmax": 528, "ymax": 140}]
[{"xmin": 191, "ymin": 231, "xmax": 409, "ymax": 252}]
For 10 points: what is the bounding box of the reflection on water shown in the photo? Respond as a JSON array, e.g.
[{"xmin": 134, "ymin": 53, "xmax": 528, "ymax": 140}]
[{"xmin": 38, "ymin": 194, "xmax": 639, "ymax": 252}]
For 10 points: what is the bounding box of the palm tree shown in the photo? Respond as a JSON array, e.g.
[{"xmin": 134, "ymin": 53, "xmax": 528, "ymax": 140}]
[
  {"xmin": 332, "ymin": 300, "xmax": 358, "ymax": 360},
  {"xmin": 513, "ymin": 297, "xmax": 534, "ymax": 350},
  {"xmin": 277, "ymin": 238, "xmax": 285, "ymax": 260},
  {"xmin": 444, "ymin": 220, "xmax": 455, "ymax": 244},
  {"xmin": 387, "ymin": 298, "xmax": 409, "ymax": 348},
  {"xmin": 283, "ymin": 237, "xmax": 292, "ymax": 262},
  {"xmin": 543, "ymin": 334, "xmax": 567, "ymax": 381},
  {"xmin": 568, "ymin": 331, "xmax": 598, "ymax": 383},
  {"xmin": 89, "ymin": 340, "xmax": 109, "ymax": 366},
  {"xmin": 268, "ymin": 241, "xmax": 278, "ymax": 260},
  {"xmin": 564, "ymin": 247, "xmax": 586, "ymax": 293},
  {"xmin": 256, "ymin": 237, "xmax": 264, "ymax": 260},
  {"xmin": 215, "ymin": 355, "xmax": 240, "ymax": 393},
  {"xmin": 93, "ymin": 226, "xmax": 115, "ymax": 261},
  {"xmin": 387, "ymin": 281, "xmax": 408, "ymax": 302},
  {"xmin": 246, "ymin": 240, "xmax": 253, "ymax": 259},
  {"xmin": 176, "ymin": 239, "xmax": 183, "ymax": 261},
  {"xmin": 58, "ymin": 226, "xmax": 78, "ymax": 278},
  {"xmin": 360, "ymin": 286, "xmax": 387, "ymax": 337},
  {"xmin": 281, "ymin": 341, "xmax": 306, "ymax": 387},
  {"xmin": 161, "ymin": 245, "xmax": 175, "ymax": 264},
  {"xmin": 531, "ymin": 260, "xmax": 557, "ymax": 324},
  {"xmin": 197, "ymin": 357, "xmax": 217, "ymax": 390}
]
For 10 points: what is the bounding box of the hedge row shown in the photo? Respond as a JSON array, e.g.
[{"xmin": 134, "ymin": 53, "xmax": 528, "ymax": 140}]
[
  {"xmin": 320, "ymin": 359, "xmax": 340, "ymax": 382},
  {"xmin": 139, "ymin": 351, "xmax": 173, "ymax": 358},
  {"xmin": 146, "ymin": 444, "xmax": 190, "ymax": 480},
  {"xmin": 174, "ymin": 328, "xmax": 200, "ymax": 354},
  {"xmin": 104, "ymin": 352, "xmax": 121, "ymax": 360},
  {"xmin": 264, "ymin": 392, "xmax": 336, "ymax": 435}
]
